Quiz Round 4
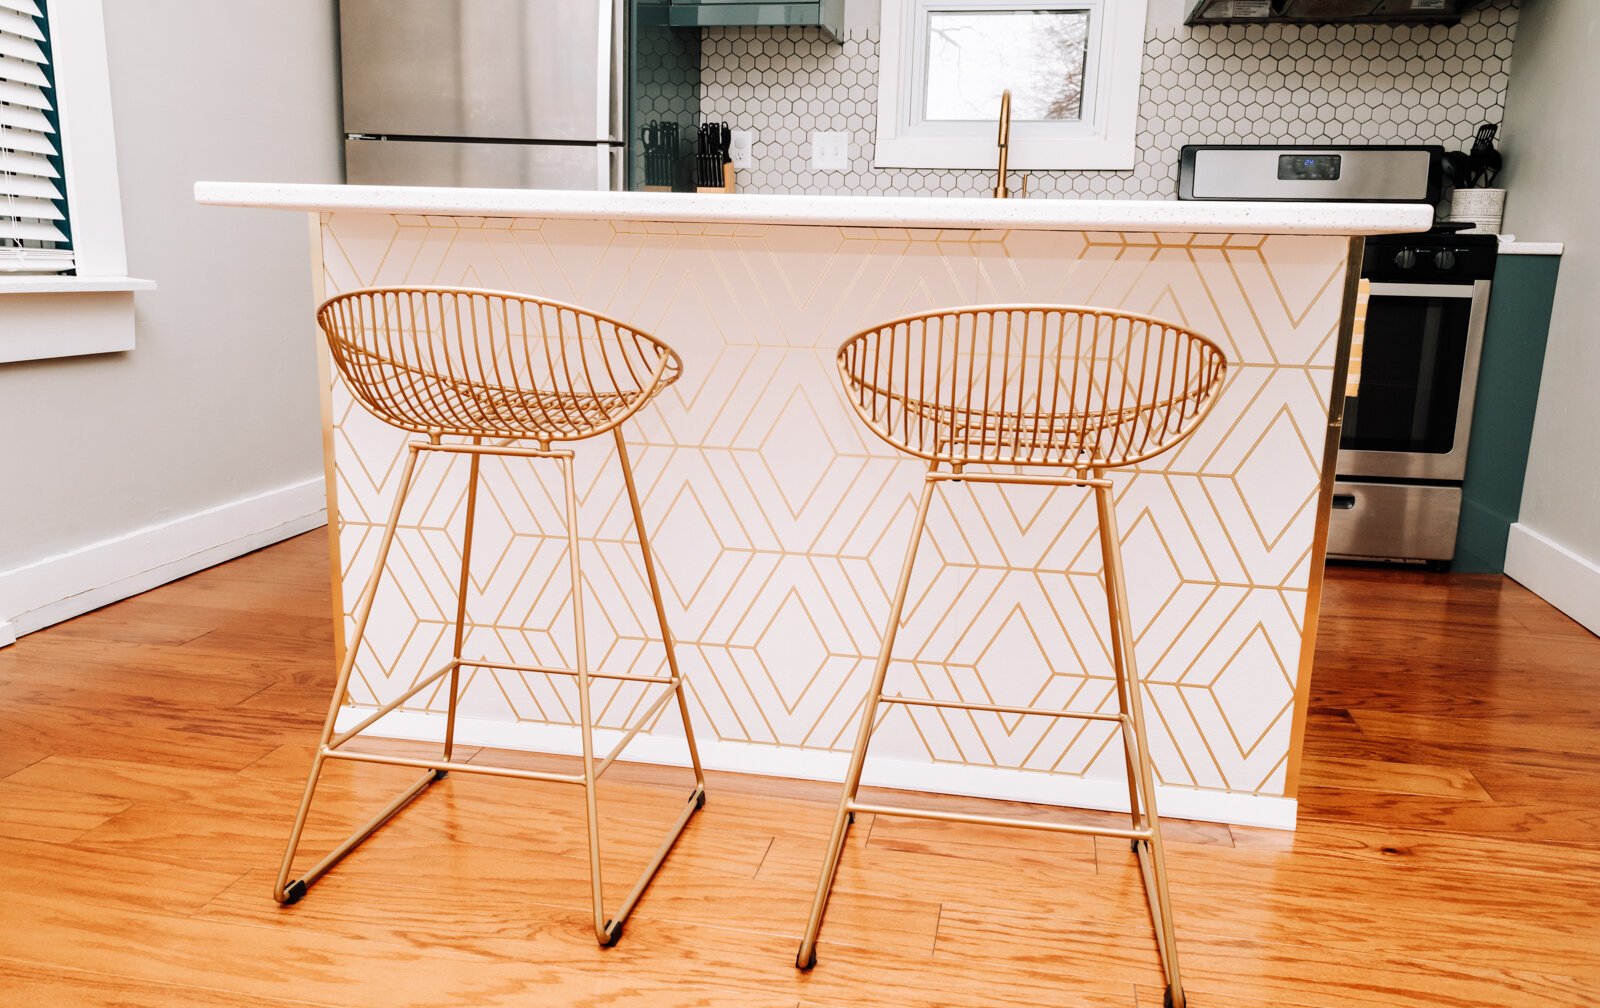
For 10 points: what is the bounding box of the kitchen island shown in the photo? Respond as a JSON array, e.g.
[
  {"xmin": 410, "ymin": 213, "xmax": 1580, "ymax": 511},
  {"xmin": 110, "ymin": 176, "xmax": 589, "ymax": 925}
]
[{"xmin": 197, "ymin": 183, "xmax": 1429, "ymax": 828}]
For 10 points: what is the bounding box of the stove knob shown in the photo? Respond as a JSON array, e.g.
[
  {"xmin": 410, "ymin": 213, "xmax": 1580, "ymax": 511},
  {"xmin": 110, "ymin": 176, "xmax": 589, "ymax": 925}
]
[
  {"xmin": 1433, "ymin": 248, "xmax": 1457, "ymax": 270},
  {"xmin": 1393, "ymin": 248, "xmax": 1419, "ymax": 269}
]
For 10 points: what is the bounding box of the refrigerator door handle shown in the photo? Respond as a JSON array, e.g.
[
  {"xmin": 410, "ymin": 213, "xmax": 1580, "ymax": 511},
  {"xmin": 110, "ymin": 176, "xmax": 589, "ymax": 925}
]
[
  {"xmin": 603, "ymin": 0, "xmax": 627, "ymax": 144},
  {"xmin": 608, "ymin": 144, "xmax": 626, "ymax": 191}
]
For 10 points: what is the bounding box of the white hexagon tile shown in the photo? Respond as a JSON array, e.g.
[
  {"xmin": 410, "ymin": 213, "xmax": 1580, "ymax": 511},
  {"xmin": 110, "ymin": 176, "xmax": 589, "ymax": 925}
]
[{"xmin": 700, "ymin": 0, "xmax": 1518, "ymax": 197}]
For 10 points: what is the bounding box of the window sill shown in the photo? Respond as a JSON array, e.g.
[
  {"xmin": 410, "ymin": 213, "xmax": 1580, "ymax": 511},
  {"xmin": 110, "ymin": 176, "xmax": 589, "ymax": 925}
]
[
  {"xmin": 0, "ymin": 275, "xmax": 156, "ymax": 295},
  {"xmin": 0, "ymin": 277, "xmax": 155, "ymax": 363}
]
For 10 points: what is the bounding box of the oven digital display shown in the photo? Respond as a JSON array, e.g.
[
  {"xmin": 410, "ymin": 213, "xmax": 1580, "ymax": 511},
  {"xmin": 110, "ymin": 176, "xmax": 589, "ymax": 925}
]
[{"xmin": 1278, "ymin": 154, "xmax": 1342, "ymax": 181}]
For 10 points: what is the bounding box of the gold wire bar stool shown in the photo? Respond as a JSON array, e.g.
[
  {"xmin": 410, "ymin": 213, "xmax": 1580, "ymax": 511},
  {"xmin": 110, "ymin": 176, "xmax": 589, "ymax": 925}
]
[
  {"xmin": 275, "ymin": 286, "xmax": 707, "ymax": 948},
  {"xmin": 796, "ymin": 305, "xmax": 1228, "ymax": 1008}
]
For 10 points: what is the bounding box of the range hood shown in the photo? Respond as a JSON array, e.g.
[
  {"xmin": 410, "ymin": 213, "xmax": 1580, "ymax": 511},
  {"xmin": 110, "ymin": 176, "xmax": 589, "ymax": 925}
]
[
  {"xmin": 1186, "ymin": 0, "xmax": 1488, "ymax": 24},
  {"xmin": 667, "ymin": 0, "xmax": 843, "ymax": 39}
]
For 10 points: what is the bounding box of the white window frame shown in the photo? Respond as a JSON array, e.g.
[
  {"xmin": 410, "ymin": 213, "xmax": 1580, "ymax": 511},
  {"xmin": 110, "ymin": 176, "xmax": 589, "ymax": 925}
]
[
  {"xmin": 1, "ymin": 0, "xmax": 153, "ymax": 364},
  {"xmin": 874, "ymin": 0, "xmax": 1146, "ymax": 171}
]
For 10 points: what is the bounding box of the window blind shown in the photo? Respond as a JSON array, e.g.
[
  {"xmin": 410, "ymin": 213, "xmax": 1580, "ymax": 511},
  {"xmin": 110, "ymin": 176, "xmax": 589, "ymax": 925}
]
[{"xmin": 0, "ymin": 0, "xmax": 71, "ymax": 274}]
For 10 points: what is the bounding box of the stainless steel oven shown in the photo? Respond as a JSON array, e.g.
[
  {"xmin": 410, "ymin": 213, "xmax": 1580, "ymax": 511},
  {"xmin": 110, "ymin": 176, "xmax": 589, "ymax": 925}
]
[
  {"xmin": 1179, "ymin": 143, "xmax": 1498, "ymax": 567},
  {"xmin": 1328, "ymin": 231, "xmax": 1497, "ymax": 565}
]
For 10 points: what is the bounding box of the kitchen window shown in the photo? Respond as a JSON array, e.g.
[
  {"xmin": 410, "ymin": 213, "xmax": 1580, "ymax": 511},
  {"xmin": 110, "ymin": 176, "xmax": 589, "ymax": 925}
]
[
  {"xmin": 876, "ymin": 0, "xmax": 1146, "ymax": 171},
  {"xmin": 0, "ymin": 0, "xmax": 151, "ymax": 364},
  {"xmin": 1, "ymin": 0, "xmax": 71, "ymax": 273}
]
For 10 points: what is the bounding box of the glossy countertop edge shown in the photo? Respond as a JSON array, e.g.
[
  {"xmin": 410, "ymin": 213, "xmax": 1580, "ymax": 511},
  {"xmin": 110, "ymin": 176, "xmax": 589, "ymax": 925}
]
[
  {"xmin": 1496, "ymin": 241, "xmax": 1564, "ymax": 256},
  {"xmin": 194, "ymin": 182, "xmax": 1435, "ymax": 236}
]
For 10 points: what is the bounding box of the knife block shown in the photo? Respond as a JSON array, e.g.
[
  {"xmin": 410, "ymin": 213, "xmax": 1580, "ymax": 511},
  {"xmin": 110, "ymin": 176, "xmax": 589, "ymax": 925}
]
[{"xmin": 696, "ymin": 163, "xmax": 736, "ymax": 194}]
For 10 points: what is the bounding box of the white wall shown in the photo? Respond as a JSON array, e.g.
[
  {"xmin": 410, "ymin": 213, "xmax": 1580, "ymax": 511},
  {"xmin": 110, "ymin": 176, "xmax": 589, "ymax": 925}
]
[
  {"xmin": 0, "ymin": 1, "xmax": 340, "ymax": 637},
  {"xmin": 1499, "ymin": 0, "xmax": 1600, "ymax": 634}
]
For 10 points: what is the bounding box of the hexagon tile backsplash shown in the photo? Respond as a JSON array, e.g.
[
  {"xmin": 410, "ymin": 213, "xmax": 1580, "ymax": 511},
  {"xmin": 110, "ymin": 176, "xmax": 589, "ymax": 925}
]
[{"xmin": 699, "ymin": 0, "xmax": 1517, "ymax": 198}]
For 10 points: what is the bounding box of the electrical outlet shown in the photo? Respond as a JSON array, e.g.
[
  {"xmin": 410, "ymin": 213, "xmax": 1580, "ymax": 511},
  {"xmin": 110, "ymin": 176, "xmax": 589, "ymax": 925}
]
[
  {"xmin": 729, "ymin": 129, "xmax": 754, "ymax": 170},
  {"xmin": 811, "ymin": 131, "xmax": 849, "ymax": 171}
]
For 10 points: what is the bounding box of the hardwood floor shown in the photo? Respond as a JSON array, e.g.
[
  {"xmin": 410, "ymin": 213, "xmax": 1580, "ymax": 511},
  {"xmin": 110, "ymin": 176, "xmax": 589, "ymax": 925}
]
[{"xmin": 2, "ymin": 532, "xmax": 1597, "ymax": 1006}]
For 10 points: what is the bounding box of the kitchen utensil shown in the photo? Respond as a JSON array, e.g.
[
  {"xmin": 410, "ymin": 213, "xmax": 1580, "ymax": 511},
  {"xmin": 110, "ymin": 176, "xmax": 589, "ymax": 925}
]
[
  {"xmin": 697, "ymin": 123, "xmax": 715, "ymax": 186},
  {"xmin": 1464, "ymin": 123, "xmax": 1499, "ymax": 188},
  {"xmin": 641, "ymin": 120, "xmax": 669, "ymax": 188},
  {"xmin": 1480, "ymin": 147, "xmax": 1502, "ymax": 187}
]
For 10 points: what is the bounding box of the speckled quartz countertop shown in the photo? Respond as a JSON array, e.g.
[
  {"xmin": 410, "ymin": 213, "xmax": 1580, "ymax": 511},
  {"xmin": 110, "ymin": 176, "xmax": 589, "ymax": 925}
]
[
  {"xmin": 1497, "ymin": 240, "xmax": 1564, "ymax": 256},
  {"xmin": 195, "ymin": 182, "xmax": 1434, "ymax": 236}
]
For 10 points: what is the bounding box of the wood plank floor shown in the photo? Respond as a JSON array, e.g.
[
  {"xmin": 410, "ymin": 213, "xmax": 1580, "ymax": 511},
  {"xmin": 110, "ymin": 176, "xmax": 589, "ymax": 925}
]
[{"xmin": 2, "ymin": 531, "xmax": 1597, "ymax": 1006}]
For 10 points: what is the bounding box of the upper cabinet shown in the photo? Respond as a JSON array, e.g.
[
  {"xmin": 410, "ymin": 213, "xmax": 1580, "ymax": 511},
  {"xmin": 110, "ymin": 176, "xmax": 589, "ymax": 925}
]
[{"xmin": 666, "ymin": 0, "xmax": 844, "ymax": 40}]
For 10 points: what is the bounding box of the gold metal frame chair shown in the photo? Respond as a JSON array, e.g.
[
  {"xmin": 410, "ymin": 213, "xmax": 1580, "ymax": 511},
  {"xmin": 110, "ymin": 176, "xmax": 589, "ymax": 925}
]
[
  {"xmin": 797, "ymin": 305, "xmax": 1228, "ymax": 1008},
  {"xmin": 276, "ymin": 286, "xmax": 706, "ymax": 948}
]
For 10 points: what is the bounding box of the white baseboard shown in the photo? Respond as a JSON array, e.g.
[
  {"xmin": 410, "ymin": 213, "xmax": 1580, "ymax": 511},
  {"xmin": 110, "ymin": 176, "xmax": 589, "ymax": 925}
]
[
  {"xmin": 335, "ymin": 707, "xmax": 1299, "ymax": 831},
  {"xmin": 0, "ymin": 476, "xmax": 328, "ymax": 641},
  {"xmin": 1505, "ymin": 522, "xmax": 1600, "ymax": 636}
]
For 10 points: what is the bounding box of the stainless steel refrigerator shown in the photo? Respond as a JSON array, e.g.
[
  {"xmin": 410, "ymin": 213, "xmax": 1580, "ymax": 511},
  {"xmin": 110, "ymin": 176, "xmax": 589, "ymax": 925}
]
[{"xmin": 339, "ymin": 0, "xmax": 626, "ymax": 189}]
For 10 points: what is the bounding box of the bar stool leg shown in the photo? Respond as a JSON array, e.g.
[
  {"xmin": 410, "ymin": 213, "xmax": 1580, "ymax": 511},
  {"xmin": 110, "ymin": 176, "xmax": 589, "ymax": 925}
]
[
  {"xmin": 796, "ymin": 473, "xmax": 938, "ymax": 970},
  {"xmin": 443, "ymin": 441, "xmax": 483, "ymax": 763},
  {"xmin": 557, "ymin": 452, "xmax": 618, "ymax": 948},
  {"xmin": 274, "ymin": 442, "xmax": 437, "ymax": 904},
  {"xmin": 1094, "ymin": 480, "xmax": 1148, "ymax": 841},
  {"xmin": 1093, "ymin": 479, "xmax": 1186, "ymax": 1008},
  {"xmin": 613, "ymin": 429, "xmax": 707, "ymax": 795}
]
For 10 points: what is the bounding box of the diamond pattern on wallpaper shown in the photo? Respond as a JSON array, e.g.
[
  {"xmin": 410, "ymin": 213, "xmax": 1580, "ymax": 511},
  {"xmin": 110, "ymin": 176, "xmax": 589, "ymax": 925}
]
[
  {"xmin": 698, "ymin": 1, "xmax": 1517, "ymax": 199},
  {"xmin": 321, "ymin": 213, "xmax": 1351, "ymax": 798}
]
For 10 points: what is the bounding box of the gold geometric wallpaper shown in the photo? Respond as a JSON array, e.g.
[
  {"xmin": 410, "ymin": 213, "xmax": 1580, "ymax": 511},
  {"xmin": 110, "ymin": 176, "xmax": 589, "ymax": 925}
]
[{"xmin": 319, "ymin": 212, "xmax": 1349, "ymax": 808}]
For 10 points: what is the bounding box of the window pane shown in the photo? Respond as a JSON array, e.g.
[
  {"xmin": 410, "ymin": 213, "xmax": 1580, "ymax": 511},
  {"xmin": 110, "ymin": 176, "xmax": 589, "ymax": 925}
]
[{"xmin": 924, "ymin": 9, "xmax": 1090, "ymax": 122}]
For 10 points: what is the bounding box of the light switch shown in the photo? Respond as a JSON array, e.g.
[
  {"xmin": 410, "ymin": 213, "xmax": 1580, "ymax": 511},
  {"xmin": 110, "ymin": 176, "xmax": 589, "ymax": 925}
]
[
  {"xmin": 729, "ymin": 129, "xmax": 754, "ymax": 170},
  {"xmin": 811, "ymin": 131, "xmax": 849, "ymax": 171}
]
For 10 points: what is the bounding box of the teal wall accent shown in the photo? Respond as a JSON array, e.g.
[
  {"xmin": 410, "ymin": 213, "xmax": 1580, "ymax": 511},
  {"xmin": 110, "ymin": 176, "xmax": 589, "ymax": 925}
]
[{"xmin": 1454, "ymin": 254, "xmax": 1562, "ymax": 573}]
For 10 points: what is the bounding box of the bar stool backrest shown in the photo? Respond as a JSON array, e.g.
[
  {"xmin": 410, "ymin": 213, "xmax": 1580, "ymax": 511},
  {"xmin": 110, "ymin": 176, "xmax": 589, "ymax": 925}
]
[
  {"xmin": 317, "ymin": 286, "xmax": 681, "ymax": 441},
  {"xmin": 838, "ymin": 305, "xmax": 1227, "ymax": 469}
]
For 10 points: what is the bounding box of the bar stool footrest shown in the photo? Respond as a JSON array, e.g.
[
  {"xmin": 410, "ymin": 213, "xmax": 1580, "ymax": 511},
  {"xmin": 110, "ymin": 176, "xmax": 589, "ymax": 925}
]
[{"xmin": 847, "ymin": 800, "xmax": 1153, "ymax": 843}]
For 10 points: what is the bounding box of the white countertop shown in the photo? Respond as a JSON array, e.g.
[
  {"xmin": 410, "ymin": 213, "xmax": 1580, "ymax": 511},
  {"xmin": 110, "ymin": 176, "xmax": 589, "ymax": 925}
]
[
  {"xmin": 195, "ymin": 182, "xmax": 1433, "ymax": 236},
  {"xmin": 1497, "ymin": 240, "xmax": 1565, "ymax": 256}
]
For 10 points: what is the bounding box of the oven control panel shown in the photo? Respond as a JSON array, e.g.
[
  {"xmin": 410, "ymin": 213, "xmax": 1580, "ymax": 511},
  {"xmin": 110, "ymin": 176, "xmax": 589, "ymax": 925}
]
[
  {"xmin": 1364, "ymin": 233, "xmax": 1498, "ymax": 283},
  {"xmin": 1178, "ymin": 144, "xmax": 1444, "ymax": 204}
]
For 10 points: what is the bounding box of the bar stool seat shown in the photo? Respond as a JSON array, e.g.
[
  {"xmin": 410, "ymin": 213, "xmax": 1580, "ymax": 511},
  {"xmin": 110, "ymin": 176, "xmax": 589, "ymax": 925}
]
[
  {"xmin": 278, "ymin": 286, "xmax": 707, "ymax": 949},
  {"xmin": 798, "ymin": 304, "xmax": 1229, "ymax": 1008}
]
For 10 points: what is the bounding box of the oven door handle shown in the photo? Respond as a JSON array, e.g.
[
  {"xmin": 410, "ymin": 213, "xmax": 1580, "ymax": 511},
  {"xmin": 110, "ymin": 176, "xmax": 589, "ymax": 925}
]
[{"xmin": 1365, "ymin": 281, "xmax": 1477, "ymax": 299}]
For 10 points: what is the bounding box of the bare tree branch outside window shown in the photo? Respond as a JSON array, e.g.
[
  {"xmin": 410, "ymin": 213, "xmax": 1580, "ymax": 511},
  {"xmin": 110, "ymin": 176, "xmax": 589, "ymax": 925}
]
[{"xmin": 924, "ymin": 9, "xmax": 1090, "ymax": 122}]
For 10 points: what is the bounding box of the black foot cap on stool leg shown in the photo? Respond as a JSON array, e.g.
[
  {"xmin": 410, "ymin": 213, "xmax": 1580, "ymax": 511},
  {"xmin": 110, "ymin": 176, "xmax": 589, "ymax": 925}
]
[
  {"xmin": 1165, "ymin": 984, "xmax": 1181, "ymax": 1008},
  {"xmin": 796, "ymin": 948, "xmax": 817, "ymax": 971},
  {"xmin": 847, "ymin": 811, "xmax": 856, "ymax": 825},
  {"xmin": 432, "ymin": 769, "xmax": 449, "ymax": 781},
  {"xmin": 694, "ymin": 789, "xmax": 707, "ymax": 810},
  {"xmin": 600, "ymin": 920, "xmax": 624, "ymax": 948},
  {"xmin": 281, "ymin": 879, "xmax": 308, "ymax": 905}
]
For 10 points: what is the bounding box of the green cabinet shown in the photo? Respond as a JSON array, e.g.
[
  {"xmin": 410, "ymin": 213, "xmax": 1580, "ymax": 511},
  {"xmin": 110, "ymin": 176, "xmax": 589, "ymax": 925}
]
[{"xmin": 1453, "ymin": 253, "xmax": 1562, "ymax": 573}]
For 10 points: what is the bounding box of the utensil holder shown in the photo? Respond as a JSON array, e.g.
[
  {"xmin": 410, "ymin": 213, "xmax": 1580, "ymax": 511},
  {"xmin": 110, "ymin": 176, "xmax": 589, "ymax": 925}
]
[{"xmin": 1447, "ymin": 188, "xmax": 1506, "ymax": 233}]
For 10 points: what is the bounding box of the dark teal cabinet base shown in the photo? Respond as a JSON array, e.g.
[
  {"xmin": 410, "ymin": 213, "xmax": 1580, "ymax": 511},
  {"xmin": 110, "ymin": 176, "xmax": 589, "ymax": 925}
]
[{"xmin": 1453, "ymin": 253, "xmax": 1562, "ymax": 573}]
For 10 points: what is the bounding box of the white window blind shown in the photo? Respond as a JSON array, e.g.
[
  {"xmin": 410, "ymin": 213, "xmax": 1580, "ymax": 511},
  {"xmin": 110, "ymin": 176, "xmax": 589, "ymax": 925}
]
[{"xmin": 0, "ymin": 0, "xmax": 71, "ymax": 274}]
